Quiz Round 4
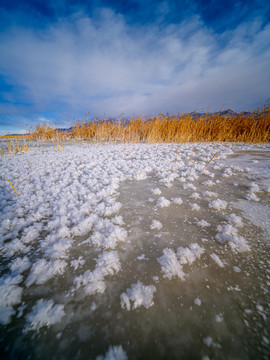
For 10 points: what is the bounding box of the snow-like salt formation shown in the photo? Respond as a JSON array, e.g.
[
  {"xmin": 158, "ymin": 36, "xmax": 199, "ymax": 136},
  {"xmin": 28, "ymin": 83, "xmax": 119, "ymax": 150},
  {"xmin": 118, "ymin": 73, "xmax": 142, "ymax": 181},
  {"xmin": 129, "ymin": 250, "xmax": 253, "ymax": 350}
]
[
  {"xmin": 210, "ymin": 253, "xmax": 225, "ymax": 268},
  {"xmin": 195, "ymin": 220, "xmax": 211, "ymax": 228},
  {"xmin": 96, "ymin": 345, "xmax": 128, "ymax": 360},
  {"xmin": 120, "ymin": 281, "xmax": 156, "ymax": 310},
  {"xmin": 156, "ymin": 197, "xmax": 171, "ymax": 207},
  {"xmin": 215, "ymin": 224, "xmax": 250, "ymax": 252},
  {"xmin": 171, "ymin": 197, "xmax": 183, "ymax": 205},
  {"xmin": 158, "ymin": 244, "xmax": 204, "ymax": 280},
  {"xmin": 209, "ymin": 199, "xmax": 227, "ymax": 211},
  {"xmin": 157, "ymin": 248, "xmax": 185, "ymax": 280},
  {"xmin": 150, "ymin": 220, "xmax": 163, "ymax": 230},
  {"xmin": 25, "ymin": 299, "xmax": 65, "ymax": 331},
  {"xmin": 151, "ymin": 188, "xmax": 162, "ymax": 195},
  {"xmin": 194, "ymin": 298, "xmax": 201, "ymax": 306},
  {"xmin": 0, "ymin": 275, "xmax": 23, "ymax": 325}
]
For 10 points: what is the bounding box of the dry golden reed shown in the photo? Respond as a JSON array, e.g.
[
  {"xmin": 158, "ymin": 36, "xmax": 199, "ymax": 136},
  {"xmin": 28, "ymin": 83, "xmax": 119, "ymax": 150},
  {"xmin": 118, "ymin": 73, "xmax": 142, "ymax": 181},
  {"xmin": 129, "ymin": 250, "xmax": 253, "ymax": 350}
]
[{"xmin": 30, "ymin": 105, "xmax": 270, "ymax": 144}]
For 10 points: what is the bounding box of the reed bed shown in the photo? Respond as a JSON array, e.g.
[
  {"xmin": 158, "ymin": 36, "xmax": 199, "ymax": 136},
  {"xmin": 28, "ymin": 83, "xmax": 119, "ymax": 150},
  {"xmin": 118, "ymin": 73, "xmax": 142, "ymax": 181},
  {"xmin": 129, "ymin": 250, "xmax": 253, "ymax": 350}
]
[{"xmin": 28, "ymin": 105, "xmax": 270, "ymax": 144}]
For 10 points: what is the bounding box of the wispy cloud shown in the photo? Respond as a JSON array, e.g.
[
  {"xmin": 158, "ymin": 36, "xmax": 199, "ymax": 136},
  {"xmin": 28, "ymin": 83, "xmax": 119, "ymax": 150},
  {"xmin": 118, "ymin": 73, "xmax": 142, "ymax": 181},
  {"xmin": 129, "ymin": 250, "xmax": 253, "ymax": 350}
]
[{"xmin": 0, "ymin": 3, "xmax": 270, "ymax": 129}]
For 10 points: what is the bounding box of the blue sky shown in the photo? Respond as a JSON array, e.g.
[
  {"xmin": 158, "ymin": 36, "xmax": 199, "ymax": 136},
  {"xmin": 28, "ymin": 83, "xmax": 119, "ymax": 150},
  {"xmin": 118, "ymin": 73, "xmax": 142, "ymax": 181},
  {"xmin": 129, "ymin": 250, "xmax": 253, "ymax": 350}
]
[{"xmin": 0, "ymin": 0, "xmax": 270, "ymax": 133}]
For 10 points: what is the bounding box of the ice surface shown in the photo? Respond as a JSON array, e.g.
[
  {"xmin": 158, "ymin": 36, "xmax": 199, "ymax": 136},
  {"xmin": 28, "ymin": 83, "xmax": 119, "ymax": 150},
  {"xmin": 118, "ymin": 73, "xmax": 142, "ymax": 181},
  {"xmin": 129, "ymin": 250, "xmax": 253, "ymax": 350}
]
[{"xmin": 0, "ymin": 142, "xmax": 269, "ymax": 359}]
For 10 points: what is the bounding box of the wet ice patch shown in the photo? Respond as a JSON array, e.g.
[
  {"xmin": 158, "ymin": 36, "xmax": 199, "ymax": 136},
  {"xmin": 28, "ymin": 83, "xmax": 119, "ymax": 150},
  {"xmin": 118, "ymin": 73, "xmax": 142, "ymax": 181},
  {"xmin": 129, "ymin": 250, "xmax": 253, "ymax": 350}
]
[{"xmin": 120, "ymin": 281, "xmax": 156, "ymax": 310}]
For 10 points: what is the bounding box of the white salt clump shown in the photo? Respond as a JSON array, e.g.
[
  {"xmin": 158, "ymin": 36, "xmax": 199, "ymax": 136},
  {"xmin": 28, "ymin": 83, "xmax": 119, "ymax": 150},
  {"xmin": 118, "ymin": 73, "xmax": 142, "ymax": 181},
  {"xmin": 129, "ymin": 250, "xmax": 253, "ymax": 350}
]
[
  {"xmin": 151, "ymin": 188, "xmax": 162, "ymax": 195},
  {"xmin": 191, "ymin": 204, "xmax": 200, "ymax": 211},
  {"xmin": 91, "ymin": 302, "xmax": 97, "ymax": 311},
  {"xmin": 43, "ymin": 238, "xmax": 73, "ymax": 259},
  {"xmin": 190, "ymin": 192, "xmax": 200, "ymax": 199},
  {"xmin": 0, "ymin": 275, "xmax": 23, "ymax": 325},
  {"xmin": 73, "ymin": 251, "xmax": 120, "ymax": 295},
  {"xmin": 135, "ymin": 172, "xmax": 147, "ymax": 180},
  {"xmin": 96, "ymin": 345, "xmax": 128, "ymax": 360},
  {"xmin": 3, "ymin": 239, "xmax": 27, "ymax": 258},
  {"xmin": 21, "ymin": 226, "xmax": 40, "ymax": 244},
  {"xmin": 245, "ymin": 182, "xmax": 260, "ymax": 201},
  {"xmin": 194, "ymin": 298, "xmax": 201, "ymax": 306},
  {"xmin": 202, "ymin": 180, "xmax": 215, "ymax": 187},
  {"xmin": 156, "ymin": 197, "xmax": 171, "ymax": 208},
  {"xmin": 171, "ymin": 197, "xmax": 183, "ymax": 205},
  {"xmin": 215, "ymin": 314, "xmax": 223, "ymax": 322},
  {"xmin": 216, "ymin": 224, "xmax": 250, "ymax": 252},
  {"xmin": 90, "ymin": 219, "xmax": 127, "ymax": 249},
  {"xmin": 246, "ymin": 192, "xmax": 260, "ymax": 201},
  {"xmin": 120, "ymin": 281, "xmax": 156, "ymax": 310},
  {"xmin": 226, "ymin": 214, "xmax": 244, "ymax": 228},
  {"xmin": 25, "ymin": 299, "xmax": 65, "ymax": 331},
  {"xmin": 202, "ymin": 191, "xmax": 218, "ymax": 198},
  {"xmin": 26, "ymin": 259, "xmax": 67, "ymax": 287},
  {"xmin": 210, "ymin": 253, "xmax": 225, "ymax": 268},
  {"xmin": 203, "ymin": 337, "xmax": 213, "ymax": 347},
  {"xmin": 74, "ymin": 269, "xmax": 106, "ymax": 295},
  {"xmin": 150, "ymin": 220, "xmax": 163, "ymax": 230},
  {"xmin": 158, "ymin": 244, "xmax": 204, "ymax": 280},
  {"xmin": 195, "ymin": 220, "xmax": 211, "ymax": 228},
  {"xmin": 112, "ymin": 216, "xmax": 124, "ymax": 226},
  {"xmin": 209, "ymin": 199, "xmax": 227, "ymax": 211},
  {"xmin": 158, "ymin": 248, "xmax": 185, "ymax": 280},
  {"xmin": 233, "ymin": 266, "xmax": 241, "ymax": 273},
  {"xmin": 95, "ymin": 251, "xmax": 121, "ymax": 276},
  {"xmin": 71, "ymin": 214, "xmax": 98, "ymax": 237},
  {"xmin": 183, "ymin": 183, "xmax": 197, "ymax": 191},
  {"xmin": 71, "ymin": 256, "xmax": 85, "ymax": 270},
  {"xmin": 177, "ymin": 243, "xmax": 204, "ymax": 265},
  {"xmin": 10, "ymin": 256, "xmax": 31, "ymax": 275}
]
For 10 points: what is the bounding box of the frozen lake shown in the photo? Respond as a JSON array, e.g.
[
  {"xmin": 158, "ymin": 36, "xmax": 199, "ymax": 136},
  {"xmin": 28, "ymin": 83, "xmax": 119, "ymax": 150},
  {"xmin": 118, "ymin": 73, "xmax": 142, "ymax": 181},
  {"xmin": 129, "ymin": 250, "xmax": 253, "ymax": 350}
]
[{"xmin": 0, "ymin": 142, "xmax": 269, "ymax": 359}]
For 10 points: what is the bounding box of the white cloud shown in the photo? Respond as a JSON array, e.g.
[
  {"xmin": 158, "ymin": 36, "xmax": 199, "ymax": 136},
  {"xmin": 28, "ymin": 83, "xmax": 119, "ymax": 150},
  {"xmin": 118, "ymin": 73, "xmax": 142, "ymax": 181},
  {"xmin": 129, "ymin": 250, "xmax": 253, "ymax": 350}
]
[{"xmin": 0, "ymin": 9, "xmax": 269, "ymax": 122}]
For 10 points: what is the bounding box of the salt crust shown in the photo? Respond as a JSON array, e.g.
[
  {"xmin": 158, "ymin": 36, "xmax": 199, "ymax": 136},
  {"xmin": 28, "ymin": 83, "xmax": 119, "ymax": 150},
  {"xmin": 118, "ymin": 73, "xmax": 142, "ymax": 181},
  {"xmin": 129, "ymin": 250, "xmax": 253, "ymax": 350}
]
[
  {"xmin": 120, "ymin": 281, "xmax": 156, "ymax": 310},
  {"xmin": 96, "ymin": 345, "xmax": 128, "ymax": 360}
]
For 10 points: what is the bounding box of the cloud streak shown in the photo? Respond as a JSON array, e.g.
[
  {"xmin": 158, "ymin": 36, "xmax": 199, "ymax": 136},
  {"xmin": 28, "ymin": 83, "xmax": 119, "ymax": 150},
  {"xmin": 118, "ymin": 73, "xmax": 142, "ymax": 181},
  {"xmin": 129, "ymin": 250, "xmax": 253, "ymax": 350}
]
[{"xmin": 0, "ymin": 4, "xmax": 270, "ymax": 130}]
